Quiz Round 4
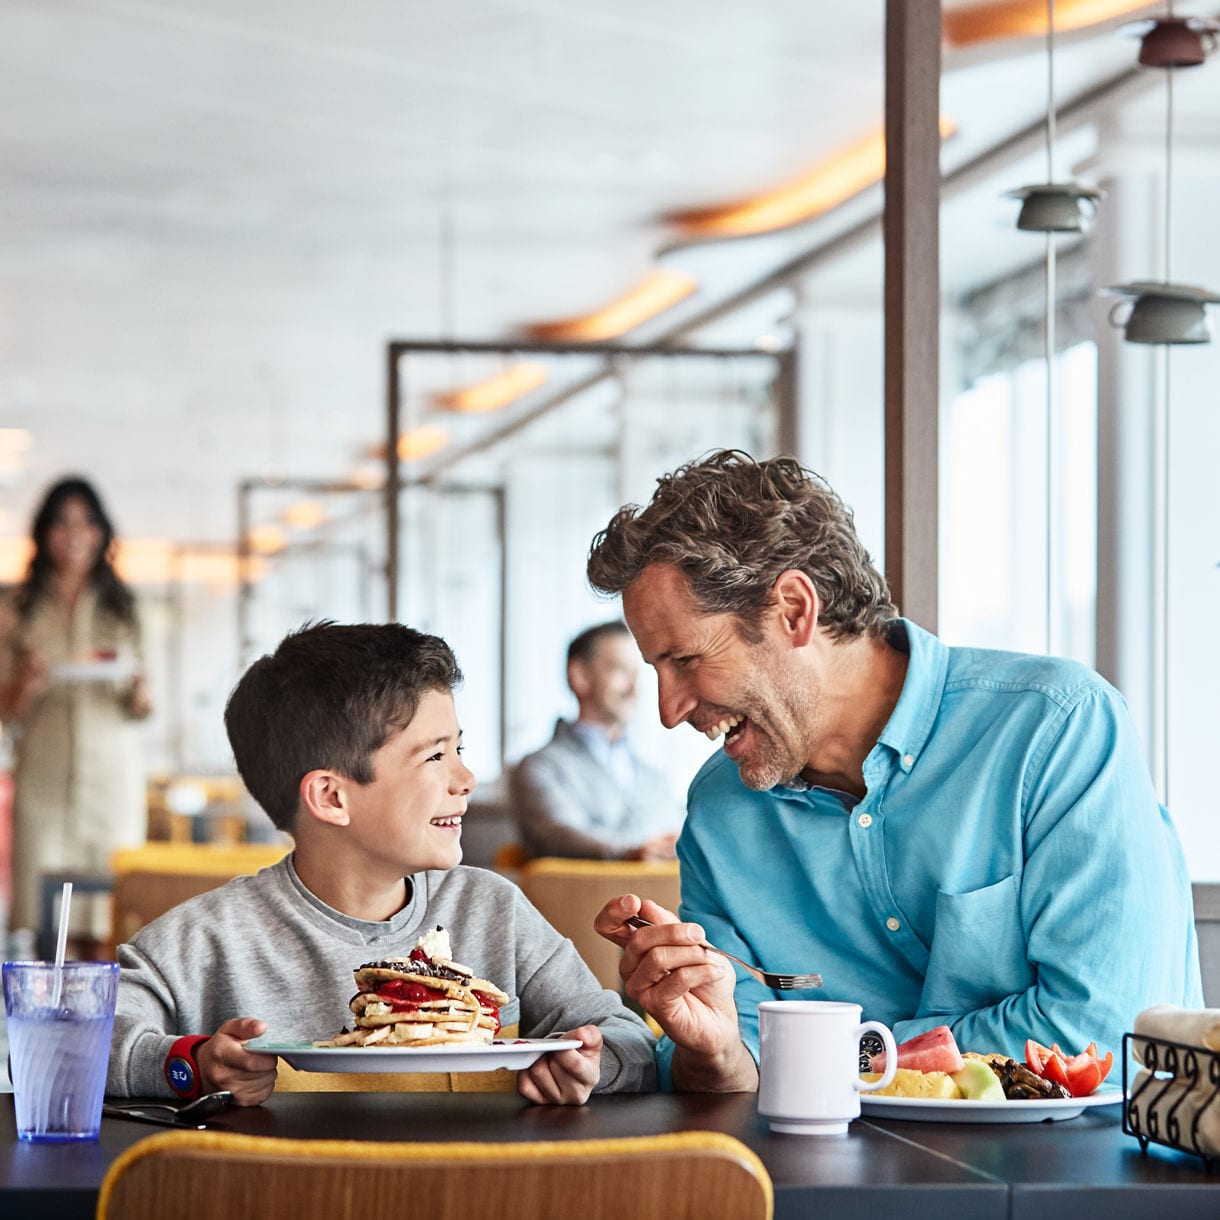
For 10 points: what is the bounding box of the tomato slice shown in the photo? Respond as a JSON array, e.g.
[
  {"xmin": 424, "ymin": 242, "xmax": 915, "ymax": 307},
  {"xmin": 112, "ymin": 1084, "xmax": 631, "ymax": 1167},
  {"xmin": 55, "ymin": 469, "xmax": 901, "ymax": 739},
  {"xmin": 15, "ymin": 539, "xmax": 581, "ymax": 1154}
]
[
  {"xmin": 1025, "ymin": 1039, "xmax": 1070, "ymax": 1088},
  {"xmin": 1063, "ymin": 1058, "xmax": 1102, "ymax": 1097},
  {"xmin": 1025, "ymin": 1038, "xmax": 1047, "ymax": 1074},
  {"xmin": 1062, "ymin": 1049, "xmax": 1114, "ymax": 1097},
  {"xmin": 1025, "ymin": 1039, "xmax": 1113, "ymax": 1096}
]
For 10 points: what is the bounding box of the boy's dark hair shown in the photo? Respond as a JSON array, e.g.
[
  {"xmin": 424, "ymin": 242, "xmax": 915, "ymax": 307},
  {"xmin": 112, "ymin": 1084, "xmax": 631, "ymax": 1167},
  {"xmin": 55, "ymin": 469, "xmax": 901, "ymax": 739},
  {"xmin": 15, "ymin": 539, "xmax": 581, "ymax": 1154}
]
[
  {"xmin": 566, "ymin": 620, "xmax": 630, "ymax": 668},
  {"xmin": 224, "ymin": 620, "xmax": 463, "ymax": 831}
]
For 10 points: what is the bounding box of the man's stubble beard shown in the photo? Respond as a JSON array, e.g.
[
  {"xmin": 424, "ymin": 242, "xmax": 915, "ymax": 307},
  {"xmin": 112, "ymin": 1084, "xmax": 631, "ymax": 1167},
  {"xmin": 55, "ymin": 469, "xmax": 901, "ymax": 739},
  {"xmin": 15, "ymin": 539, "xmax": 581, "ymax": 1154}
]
[{"xmin": 734, "ymin": 663, "xmax": 814, "ymax": 792}]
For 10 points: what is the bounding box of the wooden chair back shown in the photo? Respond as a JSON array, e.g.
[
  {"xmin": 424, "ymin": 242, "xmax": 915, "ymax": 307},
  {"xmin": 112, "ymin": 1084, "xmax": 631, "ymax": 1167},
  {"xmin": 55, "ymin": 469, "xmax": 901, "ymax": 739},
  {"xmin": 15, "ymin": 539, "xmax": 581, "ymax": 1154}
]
[
  {"xmin": 517, "ymin": 858, "xmax": 680, "ymax": 992},
  {"xmin": 97, "ymin": 1129, "xmax": 772, "ymax": 1220},
  {"xmin": 108, "ymin": 842, "xmax": 289, "ymax": 955},
  {"xmin": 491, "ymin": 840, "xmax": 529, "ymax": 876}
]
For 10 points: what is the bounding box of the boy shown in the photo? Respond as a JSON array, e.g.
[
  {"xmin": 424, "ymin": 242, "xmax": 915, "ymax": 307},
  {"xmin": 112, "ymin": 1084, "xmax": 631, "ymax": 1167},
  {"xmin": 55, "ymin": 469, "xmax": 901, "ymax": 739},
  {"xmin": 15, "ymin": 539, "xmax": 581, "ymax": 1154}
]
[{"xmin": 107, "ymin": 621, "xmax": 656, "ymax": 1106}]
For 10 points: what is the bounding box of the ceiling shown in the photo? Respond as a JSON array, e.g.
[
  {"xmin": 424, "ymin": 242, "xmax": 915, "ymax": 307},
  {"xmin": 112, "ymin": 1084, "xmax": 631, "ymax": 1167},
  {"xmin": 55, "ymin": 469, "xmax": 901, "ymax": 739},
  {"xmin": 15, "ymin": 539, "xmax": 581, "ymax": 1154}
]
[{"xmin": 0, "ymin": 0, "xmax": 1217, "ymax": 556}]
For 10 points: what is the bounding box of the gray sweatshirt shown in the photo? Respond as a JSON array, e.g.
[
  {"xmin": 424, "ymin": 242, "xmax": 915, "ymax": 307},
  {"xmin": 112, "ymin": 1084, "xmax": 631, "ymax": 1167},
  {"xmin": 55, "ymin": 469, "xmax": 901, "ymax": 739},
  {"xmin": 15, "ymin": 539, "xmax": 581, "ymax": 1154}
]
[{"xmin": 107, "ymin": 856, "xmax": 656, "ymax": 1097}]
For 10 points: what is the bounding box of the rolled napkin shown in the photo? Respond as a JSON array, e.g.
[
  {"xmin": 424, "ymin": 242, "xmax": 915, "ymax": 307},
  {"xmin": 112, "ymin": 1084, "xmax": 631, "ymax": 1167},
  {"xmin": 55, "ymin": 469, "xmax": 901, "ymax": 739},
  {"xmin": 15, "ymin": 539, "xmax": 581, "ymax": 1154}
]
[
  {"xmin": 1128, "ymin": 1068, "xmax": 1220, "ymax": 1157},
  {"xmin": 1131, "ymin": 1006, "xmax": 1220, "ymax": 1067}
]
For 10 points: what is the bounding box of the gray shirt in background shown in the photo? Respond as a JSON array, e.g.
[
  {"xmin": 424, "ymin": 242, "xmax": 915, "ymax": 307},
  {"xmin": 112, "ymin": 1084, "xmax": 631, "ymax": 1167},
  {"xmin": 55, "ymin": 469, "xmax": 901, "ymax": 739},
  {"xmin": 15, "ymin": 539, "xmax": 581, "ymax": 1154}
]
[
  {"xmin": 107, "ymin": 855, "xmax": 656, "ymax": 1098},
  {"xmin": 510, "ymin": 718, "xmax": 684, "ymax": 859}
]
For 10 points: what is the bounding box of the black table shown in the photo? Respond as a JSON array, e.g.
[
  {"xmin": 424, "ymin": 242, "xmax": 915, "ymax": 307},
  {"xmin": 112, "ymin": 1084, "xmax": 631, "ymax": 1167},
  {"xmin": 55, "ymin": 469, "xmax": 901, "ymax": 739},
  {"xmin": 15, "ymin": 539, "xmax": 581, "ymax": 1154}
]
[{"xmin": 2, "ymin": 1091, "xmax": 1216, "ymax": 1220}]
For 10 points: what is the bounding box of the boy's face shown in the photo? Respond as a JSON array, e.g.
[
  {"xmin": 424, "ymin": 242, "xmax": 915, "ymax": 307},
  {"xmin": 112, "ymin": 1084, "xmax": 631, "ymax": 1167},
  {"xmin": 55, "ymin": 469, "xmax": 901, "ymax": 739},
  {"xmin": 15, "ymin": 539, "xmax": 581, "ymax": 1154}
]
[{"xmin": 343, "ymin": 688, "xmax": 475, "ymax": 875}]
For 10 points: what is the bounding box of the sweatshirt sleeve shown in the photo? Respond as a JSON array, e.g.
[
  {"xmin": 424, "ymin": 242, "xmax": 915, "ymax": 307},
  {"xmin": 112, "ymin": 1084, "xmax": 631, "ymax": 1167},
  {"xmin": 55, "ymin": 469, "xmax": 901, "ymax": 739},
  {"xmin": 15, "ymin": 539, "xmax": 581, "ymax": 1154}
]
[
  {"xmin": 106, "ymin": 939, "xmax": 191, "ymax": 1098},
  {"xmin": 510, "ymin": 893, "xmax": 657, "ymax": 1093}
]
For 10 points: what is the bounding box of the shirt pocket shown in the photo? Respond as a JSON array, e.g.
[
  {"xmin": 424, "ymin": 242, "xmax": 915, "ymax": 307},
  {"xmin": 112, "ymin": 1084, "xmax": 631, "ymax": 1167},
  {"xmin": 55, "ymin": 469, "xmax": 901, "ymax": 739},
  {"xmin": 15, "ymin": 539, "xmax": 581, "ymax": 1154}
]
[{"xmin": 917, "ymin": 874, "xmax": 1034, "ymax": 1018}]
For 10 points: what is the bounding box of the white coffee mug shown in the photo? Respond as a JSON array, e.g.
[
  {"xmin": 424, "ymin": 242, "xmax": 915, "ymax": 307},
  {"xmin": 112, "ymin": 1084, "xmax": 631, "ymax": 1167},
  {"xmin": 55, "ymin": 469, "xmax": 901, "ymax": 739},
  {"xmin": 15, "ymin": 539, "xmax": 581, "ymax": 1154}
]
[{"xmin": 757, "ymin": 1000, "xmax": 898, "ymax": 1135}]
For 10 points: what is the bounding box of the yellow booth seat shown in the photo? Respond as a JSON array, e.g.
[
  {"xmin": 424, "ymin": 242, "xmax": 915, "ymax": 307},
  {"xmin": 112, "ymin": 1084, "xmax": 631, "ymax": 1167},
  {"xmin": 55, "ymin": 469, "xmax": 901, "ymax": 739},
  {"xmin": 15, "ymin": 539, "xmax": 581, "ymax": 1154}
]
[
  {"xmin": 517, "ymin": 858, "xmax": 680, "ymax": 993},
  {"xmin": 107, "ymin": 841, "xmax": 290, "ymax": 957}
]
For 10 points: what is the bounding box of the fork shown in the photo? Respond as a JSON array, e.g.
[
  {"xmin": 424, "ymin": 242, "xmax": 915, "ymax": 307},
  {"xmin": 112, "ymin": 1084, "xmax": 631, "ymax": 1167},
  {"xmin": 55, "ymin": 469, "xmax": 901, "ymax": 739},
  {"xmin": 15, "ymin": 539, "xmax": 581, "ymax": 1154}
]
[{"xmin": 624, "ymin": 915, "xmax": 822, "ymax": 990}]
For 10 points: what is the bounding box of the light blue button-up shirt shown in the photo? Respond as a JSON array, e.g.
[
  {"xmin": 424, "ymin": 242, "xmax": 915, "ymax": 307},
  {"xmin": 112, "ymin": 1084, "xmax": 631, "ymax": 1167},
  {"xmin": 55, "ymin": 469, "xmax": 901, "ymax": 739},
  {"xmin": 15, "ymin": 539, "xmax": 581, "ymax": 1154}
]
[{"xmin": 658, "ymin": 619, "xmax": 1202, "ymax": 1085}]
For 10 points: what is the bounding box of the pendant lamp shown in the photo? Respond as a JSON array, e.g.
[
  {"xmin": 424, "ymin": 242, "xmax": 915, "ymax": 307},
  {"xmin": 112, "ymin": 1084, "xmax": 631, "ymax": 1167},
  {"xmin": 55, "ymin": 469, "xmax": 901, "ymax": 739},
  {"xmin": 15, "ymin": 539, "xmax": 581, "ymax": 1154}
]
[
  {"xmin": 1101, "ymin": 5, "xmax": 1220, "ymax": 807},
  {"xmin": 1006, "ymin": 0, "xmax": 1103, "ymax": 233},
  {"xmin": 1124, "ymin": 13, "xmax": 1219, "ymax": 68},
  {"xmin": 1104, "ymin": 8, "xmax": 1220, "ymax": 344}
]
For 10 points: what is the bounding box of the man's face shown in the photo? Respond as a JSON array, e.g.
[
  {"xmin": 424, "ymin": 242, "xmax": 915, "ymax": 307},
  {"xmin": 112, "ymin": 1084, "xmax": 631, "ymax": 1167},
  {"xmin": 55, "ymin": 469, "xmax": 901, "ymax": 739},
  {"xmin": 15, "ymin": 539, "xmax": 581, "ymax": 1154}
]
[
  {"xmin": 570, "ymin": 633, "xmax": 638, "ymax": 730},
  {"xmin": 623, "ymin": 563, "xmax": 815, "ymax": 791},
  {"xmin": 341, "ymin": 689, "xmax": 476, "ymax": 876}
]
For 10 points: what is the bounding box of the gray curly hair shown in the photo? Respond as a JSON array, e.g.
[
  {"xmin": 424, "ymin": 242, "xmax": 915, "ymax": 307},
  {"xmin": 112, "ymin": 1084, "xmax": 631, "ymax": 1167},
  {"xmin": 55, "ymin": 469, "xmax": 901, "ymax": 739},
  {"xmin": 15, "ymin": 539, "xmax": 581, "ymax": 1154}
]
[{"xmin": 586, "ymin": 450, "xmax": 896, "ymax": 640}]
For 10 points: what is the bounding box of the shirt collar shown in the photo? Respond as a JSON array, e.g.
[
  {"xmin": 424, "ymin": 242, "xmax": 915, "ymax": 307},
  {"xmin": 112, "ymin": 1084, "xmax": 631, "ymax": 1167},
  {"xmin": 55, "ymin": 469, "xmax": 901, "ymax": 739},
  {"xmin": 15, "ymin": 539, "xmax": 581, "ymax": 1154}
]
[
  {"xmin": 871, "ymin": 617, "xmax": 949, "ymax": 774},
  {"xmin": 776, "ymin": 617, "xmax": 947, "ymax": 792},
  {"xmin": 571, "ymin": 718, "xmax": 627, "ymax": 750}
]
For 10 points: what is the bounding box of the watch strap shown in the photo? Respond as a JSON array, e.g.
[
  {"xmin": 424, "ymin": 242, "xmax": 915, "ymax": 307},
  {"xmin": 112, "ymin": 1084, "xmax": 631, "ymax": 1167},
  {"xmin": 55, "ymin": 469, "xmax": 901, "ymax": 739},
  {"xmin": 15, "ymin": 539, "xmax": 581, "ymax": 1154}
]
[{"xmin": 165, "ymin": 1034, "xmax": 211, "ymax": 1099}]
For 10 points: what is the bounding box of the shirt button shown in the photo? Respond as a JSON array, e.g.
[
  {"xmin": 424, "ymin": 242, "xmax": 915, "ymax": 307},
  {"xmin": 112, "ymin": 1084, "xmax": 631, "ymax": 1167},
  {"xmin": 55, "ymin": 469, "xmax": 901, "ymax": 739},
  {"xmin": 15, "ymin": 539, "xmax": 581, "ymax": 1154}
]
[
  {"xmin": 857, "ymin": 813, "xmax": 873, "ymax": 828},
  {"xmin": 903, "ymin": 754, "xmax": 915, "ymax": 767},
  {"xmin": 886, "ymin": 917, "xmax": 901, "ymax": 932}
]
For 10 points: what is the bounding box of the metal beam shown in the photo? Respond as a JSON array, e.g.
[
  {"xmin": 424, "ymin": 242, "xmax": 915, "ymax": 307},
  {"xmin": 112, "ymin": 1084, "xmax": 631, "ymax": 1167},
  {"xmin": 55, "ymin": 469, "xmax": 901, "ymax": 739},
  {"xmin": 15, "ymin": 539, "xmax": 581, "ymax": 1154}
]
[
  {"xmin": 884, "ymin": 0, "xmax": 941, "ymax": 631},
  {"xmin": 386, "ymin": 344, "xmax": 402, "ymax": 621}
]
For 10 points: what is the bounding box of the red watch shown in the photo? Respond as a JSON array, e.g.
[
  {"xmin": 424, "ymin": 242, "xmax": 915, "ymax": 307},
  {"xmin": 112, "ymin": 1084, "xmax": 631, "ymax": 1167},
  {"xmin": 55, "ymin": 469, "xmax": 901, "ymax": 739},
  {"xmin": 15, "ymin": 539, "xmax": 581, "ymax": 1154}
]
[{"xmin": 165, "ymin": 1035, "xmax": 211, "ymax": 1099}]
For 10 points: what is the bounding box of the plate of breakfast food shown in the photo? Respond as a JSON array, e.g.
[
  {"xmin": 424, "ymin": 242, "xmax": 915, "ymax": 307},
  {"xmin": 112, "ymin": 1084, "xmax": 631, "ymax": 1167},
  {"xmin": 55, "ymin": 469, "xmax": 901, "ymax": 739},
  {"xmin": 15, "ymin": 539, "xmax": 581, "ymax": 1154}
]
[
  {"xmin": 861, "ymin": 1087, "xmax": 1122, "ymax": 1123},
  {"xmin": 245, "ymin": 1039, "xmax": 585, "ymax": 1074},
  {"xmin": 245, "ymin": 927, "xmax": 582, "ymax": 1073},
  {"xmin": 857, "ymin": 1025, "xmax": 1121, "ymax": 1123}
]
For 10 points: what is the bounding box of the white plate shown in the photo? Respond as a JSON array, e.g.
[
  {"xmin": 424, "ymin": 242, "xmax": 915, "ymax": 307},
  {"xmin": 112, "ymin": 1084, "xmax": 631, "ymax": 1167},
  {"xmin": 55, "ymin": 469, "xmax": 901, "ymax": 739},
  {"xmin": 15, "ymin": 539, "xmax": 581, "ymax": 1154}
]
[
  {"xmin": 861, "ymin": 1086, "xmax": 1123, "ymax": 1123},
  {"xmin": 244, "ymin": 1037, "xmax": 583, "ymax": 1074},
  {"xmin": 52, "ymin": 658, "xmax": 136, "ymax": 683}
]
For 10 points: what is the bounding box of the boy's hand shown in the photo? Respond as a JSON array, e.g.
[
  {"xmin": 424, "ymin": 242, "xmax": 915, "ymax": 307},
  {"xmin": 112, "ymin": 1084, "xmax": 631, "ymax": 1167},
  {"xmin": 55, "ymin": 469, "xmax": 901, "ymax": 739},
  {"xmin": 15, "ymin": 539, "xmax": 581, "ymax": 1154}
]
[
  {"xmin": 516, "ymin": 1025, "xmax": 602, "ymax": 1106},
  {"xmin": 197, "ymin": 1017, "xmax": 278, "ymax": 1106}
]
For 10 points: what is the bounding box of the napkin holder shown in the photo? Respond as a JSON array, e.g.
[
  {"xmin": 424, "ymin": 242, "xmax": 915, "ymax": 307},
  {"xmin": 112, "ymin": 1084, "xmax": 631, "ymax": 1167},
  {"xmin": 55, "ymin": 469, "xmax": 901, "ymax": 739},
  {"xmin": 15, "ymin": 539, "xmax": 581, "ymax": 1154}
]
[{"xmin": 1122, "ymin": 1031, "xmax": 1220, "ymax": 1170}]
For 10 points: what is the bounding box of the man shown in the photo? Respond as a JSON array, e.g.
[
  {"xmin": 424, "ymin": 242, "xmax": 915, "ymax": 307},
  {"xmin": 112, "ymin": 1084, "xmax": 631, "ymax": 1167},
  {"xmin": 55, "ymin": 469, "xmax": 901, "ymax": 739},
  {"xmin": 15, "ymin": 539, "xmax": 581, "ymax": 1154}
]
[
  {"xmin": 589, "ymin": 450, "xmax": 1201, "ymax": 1092},
  {"xmin": 510, "ymin": 621, "xmax": 683, "ymax": 860}
]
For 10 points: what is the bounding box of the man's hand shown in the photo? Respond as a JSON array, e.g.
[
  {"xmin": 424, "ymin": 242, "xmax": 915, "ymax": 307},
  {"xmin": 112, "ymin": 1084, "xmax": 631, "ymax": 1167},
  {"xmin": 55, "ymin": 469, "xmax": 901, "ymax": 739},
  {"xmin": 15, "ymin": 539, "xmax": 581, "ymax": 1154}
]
[
  {"xmin": 595, "ymin": 894, "xmax": 754, "ymax": 1091},
  {"xmin": 196, "ymin": 1017, "xmax": 278, "ymax": 1106},
  {"xmin": 517, "ymin": 1024, "xmax": 602, "ymax": 1105},
  {"xmin": 629, "ymin": 833, "xmax": 678, "ymax": 861}
]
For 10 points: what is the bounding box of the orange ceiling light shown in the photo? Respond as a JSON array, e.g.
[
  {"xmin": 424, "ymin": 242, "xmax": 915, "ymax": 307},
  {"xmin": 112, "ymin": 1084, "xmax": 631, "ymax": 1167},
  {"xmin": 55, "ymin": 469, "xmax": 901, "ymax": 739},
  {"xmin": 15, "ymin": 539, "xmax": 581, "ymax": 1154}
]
[
  {"xmin": 247, "ymin": 524, "xmax": 287, "ymax": 554},
  {"xmin": 349, "ymin": 462, "xmax": 385, "ymax": 489},
  {"xmin": 396, "ymin": 423, "xmax": 450, "ymax": 461},
  {"xmin": 525, "ymin": 269, "xmax": 698, "ymax": 342},
  {"xmin": 282, "ymin": 499, "xmax": 326, "ymax": 529},
  {"xmin": 669, "ymin": 118, "xmax": 955, "ymax": 239},
  {"xmin": 0, "ymin": 538, "xmax": 32, "ymax": 582},
  {"xmin": 944, "ymin": 0, "xmax": 1152, "ymax": 47},
  {"xmin": 435, "ymin": 362, "xmax": 549, "ymax": 413}
]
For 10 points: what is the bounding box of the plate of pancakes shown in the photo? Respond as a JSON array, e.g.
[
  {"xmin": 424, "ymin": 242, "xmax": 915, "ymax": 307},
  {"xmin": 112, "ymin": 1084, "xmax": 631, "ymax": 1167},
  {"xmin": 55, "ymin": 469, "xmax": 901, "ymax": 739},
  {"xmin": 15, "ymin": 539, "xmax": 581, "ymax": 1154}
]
[
  {"xmin": 245, "ymin": 929, "xmax": 581, "ymax": 1072},
  {"xmin": 243, "ymin": 1037, "xmax": 585, "ymax": 1074}
]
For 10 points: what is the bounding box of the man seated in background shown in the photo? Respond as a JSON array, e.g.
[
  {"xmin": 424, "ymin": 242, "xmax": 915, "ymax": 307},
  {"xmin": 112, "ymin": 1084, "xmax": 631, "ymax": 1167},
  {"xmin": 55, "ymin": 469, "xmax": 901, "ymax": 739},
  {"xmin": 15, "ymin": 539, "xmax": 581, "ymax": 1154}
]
[{"xmin": 510, "ymin": 621, "xmax": 684, "ymax": 861}]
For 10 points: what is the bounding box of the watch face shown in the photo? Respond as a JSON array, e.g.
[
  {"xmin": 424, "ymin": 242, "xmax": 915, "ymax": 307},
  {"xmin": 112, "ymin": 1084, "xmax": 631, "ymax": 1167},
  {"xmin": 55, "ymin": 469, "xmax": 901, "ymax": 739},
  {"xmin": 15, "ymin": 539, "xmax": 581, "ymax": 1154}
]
[{"xmin": 168, "ymin": 1056, "xmax": 195, "ymax": 1093}]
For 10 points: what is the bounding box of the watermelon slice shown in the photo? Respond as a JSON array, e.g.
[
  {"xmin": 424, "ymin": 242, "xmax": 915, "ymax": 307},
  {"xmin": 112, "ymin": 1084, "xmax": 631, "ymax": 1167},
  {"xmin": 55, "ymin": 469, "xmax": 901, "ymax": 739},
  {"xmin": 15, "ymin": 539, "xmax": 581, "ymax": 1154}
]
[{"xmin": 869, "ymin": 1024, "xmax": 964, "ymax": 1075}]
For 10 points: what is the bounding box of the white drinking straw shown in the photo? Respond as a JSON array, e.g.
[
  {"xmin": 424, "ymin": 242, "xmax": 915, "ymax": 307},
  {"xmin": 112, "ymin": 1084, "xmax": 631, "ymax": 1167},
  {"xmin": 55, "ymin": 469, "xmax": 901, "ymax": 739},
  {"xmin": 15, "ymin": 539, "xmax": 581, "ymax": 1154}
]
[{"xmin": 50, "ymin": 880, "xmax": 73, "ymax": 1008}]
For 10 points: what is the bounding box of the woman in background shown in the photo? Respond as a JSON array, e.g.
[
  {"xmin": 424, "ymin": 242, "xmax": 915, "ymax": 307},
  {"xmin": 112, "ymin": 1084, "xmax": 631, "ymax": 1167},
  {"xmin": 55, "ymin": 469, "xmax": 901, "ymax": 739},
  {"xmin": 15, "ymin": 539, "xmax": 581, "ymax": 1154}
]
[{"xmin": 0, "ymin": 477, "xmax": 151, "ymax": 955}]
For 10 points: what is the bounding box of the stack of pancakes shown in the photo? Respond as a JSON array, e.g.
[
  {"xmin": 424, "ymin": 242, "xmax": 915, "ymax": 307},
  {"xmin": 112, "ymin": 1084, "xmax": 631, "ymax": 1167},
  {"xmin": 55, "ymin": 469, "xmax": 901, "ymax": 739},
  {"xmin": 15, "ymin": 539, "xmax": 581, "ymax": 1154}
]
[{"xmin": 315, "ymin": 933, "xmax": 510, "ymax": 1048}]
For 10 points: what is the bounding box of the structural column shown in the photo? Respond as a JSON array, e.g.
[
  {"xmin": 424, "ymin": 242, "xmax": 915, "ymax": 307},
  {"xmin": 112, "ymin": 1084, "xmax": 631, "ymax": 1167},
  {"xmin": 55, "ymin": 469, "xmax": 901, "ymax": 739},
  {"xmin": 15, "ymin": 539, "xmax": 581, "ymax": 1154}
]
[{"xmin": 884, "ymin": 0, "xmax": 941, "ymax": 631}]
